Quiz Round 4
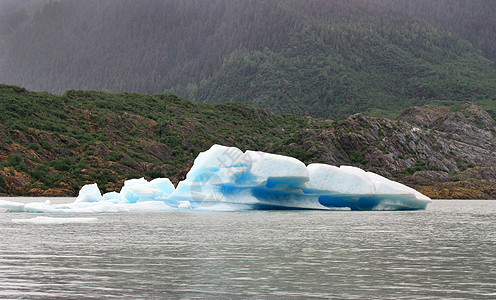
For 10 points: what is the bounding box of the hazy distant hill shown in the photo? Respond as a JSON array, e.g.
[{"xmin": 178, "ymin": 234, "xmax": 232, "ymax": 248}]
[
  {"xmin": 0, "ymin": 0, "xmax": 495, "ymax": 119},
  {"xmin": 372, "ymin": 0, "xmax": 496, "ymax": 65}
]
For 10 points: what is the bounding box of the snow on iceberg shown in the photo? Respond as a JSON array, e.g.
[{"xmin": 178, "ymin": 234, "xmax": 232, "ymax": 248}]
[{"xmin": 0, "ymin": 144, "xmax": 431, "ymax": 213}]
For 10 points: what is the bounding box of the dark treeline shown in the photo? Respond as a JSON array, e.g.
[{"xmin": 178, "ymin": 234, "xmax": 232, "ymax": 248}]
[{"xmin": 0, "ymin": 0, "xmax": 495, "ymax": 119}]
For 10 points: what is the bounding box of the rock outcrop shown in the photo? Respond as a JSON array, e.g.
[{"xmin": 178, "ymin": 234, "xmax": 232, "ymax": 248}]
[{"xmin": 308, "ymin": 104, "xmax": 496, "ymax": 198}]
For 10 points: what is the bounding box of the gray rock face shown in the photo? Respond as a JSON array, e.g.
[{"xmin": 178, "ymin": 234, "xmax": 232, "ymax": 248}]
[{"xmin": 312, "ymin": 104, "xmax": 496, "ymax": 198}]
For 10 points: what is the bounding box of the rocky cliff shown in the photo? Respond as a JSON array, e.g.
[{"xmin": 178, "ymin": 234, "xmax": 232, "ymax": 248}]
[{"xmin": 307, "ymin": 104, "xmax": 496, "ymax": 198}]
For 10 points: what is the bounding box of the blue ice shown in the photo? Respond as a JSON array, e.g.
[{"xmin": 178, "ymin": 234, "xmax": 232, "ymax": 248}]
[{"xmin": 0, "ymin": 144, "xmax": 431, "ymax": 213}]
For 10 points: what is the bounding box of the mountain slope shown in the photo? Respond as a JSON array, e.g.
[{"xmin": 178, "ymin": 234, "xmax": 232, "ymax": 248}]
[
  {"xmin": 372, "ymin": 0, "xmax": 496, "ymax": 64},
  {"xmin": 1, "ymin": 84, "xmax": 495, "ymax": 198},
  {"xmin": 1, "ymin": 0, "xmax": 495, "ymax": 119}
]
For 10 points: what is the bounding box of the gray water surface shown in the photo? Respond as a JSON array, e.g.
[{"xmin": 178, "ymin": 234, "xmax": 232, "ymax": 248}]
[{"xmin": 0, "ymin": 199, "xmax": 495, "ymax": 299}]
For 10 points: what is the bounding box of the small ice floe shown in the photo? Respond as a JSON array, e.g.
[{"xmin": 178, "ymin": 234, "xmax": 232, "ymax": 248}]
[{"xmin": 12, "ymin": 216, "xmax": 98, "ymax": 224}]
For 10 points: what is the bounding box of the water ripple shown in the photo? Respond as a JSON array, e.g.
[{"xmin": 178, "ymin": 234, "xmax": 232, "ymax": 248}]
[{"xmin": 0, "ymin": 200, "xmax": 495, "ymax": 299}]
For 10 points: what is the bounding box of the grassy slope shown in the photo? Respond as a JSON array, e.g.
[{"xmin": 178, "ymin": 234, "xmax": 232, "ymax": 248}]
[{"xmin": 0, "ymin": 84, "xmax": 328, "ymax": 195}]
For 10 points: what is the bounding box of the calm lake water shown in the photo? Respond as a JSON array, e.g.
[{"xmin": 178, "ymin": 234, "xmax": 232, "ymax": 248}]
[{"xmin": 0, "ymin": 199, "xmax": 495, "ymax": 299}]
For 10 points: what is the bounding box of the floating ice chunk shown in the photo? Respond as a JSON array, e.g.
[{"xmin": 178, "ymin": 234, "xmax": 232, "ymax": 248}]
[
  {"xmin": 0, "ymin": 144, "xmax": 431, "ymax": 213},
  {"xmin": 186, "ymin": 145, "xmax": 247, "ymax": 187},
  {"xmin": 103, "ymin": 191, "xmax": 122, "ymax": 201},
  {"xmin": 169, "ymin": 145, "xmax": 247, "ymax": 205},
  {"xmin": 178, "ymin": 201, "xmax": 191, "ymax": 209},
  {"xmin": 75, "ymin": 183, "xmax": 103, "ymax": 203},
  {"xmin": 22, "ymin": 200, "xmax": 172, "ymax": 213},
  {"xmin": 127, "ymin": 185, "xmax": 161, "ymax": 202},
  {"xmin": 187, "ymin": 145, "xmax": 244, "ymax": 178},
  {"xmin": 0, "ymin": 199, "xmax": 26, "ymax": 212},
  {"xmin": 150, "ymin": 178, "xmax": 175, "ymax": 195},
  {"xmin": 123, "ymin": 201, "xmax": 172, "ymax": 212},
  {"xmin": 24, "ymin": 201, "xmax": 53, "ymax": 213},
  {"xmin": 245, "ymin": 150, "xmax": 309, "ymax": 186},
  {"xmin": 118, "ymin": 177, "xmax": 175, "ymax": 203},
  {"xmin": 366, "ymin": 171, "xmax": 430, "ymax": 201},
  {"xmin": 171, "ymin": 180, "xmax": 220, "ymax": 201},
  {"xmin": 305, "ymin": 164, "xmax": 375, "ymax": 194},
  {"xmin": 122, "ymin": 177, "xmax": 148, "ymax": 187},
  {"xmin": 120, "ymin": 178, "xmax": 147, "ymax": 202},
  {"xmin": 119, "ymin": 178, "xmax": 159, "ymax": 203},
  {"xmin": 169, "ymin": 146, "xmax": 312, "ymax": 210},
  {"xmin": 12, "ymin": 216, "xmax": 98, "ymax": 224}
]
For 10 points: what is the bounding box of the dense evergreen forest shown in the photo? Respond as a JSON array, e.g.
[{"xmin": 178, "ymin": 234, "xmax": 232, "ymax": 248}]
[
  {"xmin": 373, "ymin": 0, "xmax": 496, "ymax": 65},
  {"xmin": 0, "ymin": 0, "xmax": 495, "ymax": 119}
]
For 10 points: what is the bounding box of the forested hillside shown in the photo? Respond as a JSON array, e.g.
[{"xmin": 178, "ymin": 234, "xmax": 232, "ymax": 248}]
[
  {"xmin": 1, "ymin": 84, "xmax": 496, "ymax": 199},
  {"xmin": 1, "ymin": 0, "xmax": 495, "ymax": 119},
  {"xmin": 372, "ymin": 0, "xmax": 496, "ymax": 65}
]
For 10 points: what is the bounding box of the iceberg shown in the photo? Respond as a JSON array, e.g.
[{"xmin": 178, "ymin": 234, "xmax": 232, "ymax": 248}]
[{"xmin": 0, "ymin": 144, "xmax": 430, "ymax": 213}]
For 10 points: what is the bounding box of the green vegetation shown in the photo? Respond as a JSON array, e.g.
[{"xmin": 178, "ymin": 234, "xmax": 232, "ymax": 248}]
[
  {"xmin": 373, "ymin": 0, "xmax": 496, "ymax": 65},
  {"xmin": 0, "ymin": 84, "xmax": 495, "ymax": 199},
  {"xmin": 1, "ymin": 0, "xmax": 495, "ymax": 119},
  {"xmin": 0, "ymin": 84, "xmax": 329, "ymax": 194}
]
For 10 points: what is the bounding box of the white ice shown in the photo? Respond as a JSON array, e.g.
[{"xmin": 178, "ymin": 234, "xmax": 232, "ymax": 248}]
[
  {"xmin": 0, "ymin": 144, "xmax": 431, "ymax": 213},
  {"xmin": 12, "ymin": 216, "xmax": 98, "ymax": 224}
]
